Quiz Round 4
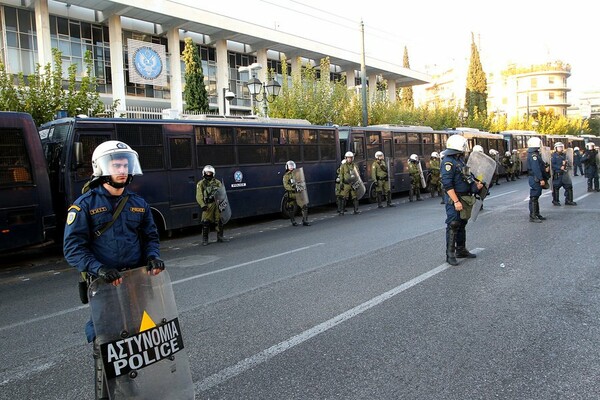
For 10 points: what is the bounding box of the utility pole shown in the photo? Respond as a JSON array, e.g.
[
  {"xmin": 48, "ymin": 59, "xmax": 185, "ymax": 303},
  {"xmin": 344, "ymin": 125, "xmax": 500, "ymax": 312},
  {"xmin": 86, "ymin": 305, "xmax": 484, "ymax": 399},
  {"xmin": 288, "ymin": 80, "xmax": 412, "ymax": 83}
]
[{"xmin": 360, "ymin": 20, "xmax": 368, "ymax": 127}]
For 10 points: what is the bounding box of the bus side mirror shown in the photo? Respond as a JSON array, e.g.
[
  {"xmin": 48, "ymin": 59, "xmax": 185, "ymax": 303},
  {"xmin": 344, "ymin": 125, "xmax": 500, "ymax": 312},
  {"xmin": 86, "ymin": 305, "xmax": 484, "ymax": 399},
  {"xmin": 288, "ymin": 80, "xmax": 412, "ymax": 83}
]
[{"xmin": 73, "ymin": 142, "xmax": 84, "ymax": 169}]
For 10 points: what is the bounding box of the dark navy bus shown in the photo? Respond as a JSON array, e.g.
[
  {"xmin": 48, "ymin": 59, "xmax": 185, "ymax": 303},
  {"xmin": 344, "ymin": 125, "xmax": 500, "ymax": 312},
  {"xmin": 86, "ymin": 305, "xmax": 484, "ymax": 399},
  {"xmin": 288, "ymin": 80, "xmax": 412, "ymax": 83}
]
[
  {"xmin": 0, "ymin": 112, "xmax": 56, "ymax": 252},
  {"xmin": 338, "ymin": 125, "xmax": 447, "ymax": 202},
  {"xmin": 38, "ymin": 116, "xmax": 340, "ymax": 235}
]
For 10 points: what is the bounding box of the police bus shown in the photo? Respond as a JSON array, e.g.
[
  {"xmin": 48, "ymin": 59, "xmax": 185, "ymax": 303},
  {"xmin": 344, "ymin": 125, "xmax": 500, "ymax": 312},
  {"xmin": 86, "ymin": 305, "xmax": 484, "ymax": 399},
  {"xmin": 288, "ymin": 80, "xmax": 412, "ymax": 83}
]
[
  {"xmin": 338, "ymin": 125, "xmax": 448, "ymax": 202},
  {"xmin": 38, "ymin": 116, "xmax": 340, "ymax": 236},
  {"xmin": 0, "ymin": 112, "xmax": 57, "ymax": 252}
]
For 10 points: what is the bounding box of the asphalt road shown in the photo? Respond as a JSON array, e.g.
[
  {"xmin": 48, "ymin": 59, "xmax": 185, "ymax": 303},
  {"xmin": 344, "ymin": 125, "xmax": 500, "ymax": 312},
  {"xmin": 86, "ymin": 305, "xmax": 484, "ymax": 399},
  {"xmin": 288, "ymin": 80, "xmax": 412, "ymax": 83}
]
[{"xmin": 1, "ymin": 175, "xmax": 599, "ymax": 400}]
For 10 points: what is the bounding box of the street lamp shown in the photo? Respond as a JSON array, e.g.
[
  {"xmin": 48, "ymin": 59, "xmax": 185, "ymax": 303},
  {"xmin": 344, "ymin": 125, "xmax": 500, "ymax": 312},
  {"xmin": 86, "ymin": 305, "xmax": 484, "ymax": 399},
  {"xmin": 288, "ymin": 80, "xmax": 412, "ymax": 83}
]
[
  {"xmin": 222, "ymin": 88, "xmax": 235, "ymax": 116},
  {"xmin": 246, "ymin": 77, "xmax": 281, "ymax": 117}
]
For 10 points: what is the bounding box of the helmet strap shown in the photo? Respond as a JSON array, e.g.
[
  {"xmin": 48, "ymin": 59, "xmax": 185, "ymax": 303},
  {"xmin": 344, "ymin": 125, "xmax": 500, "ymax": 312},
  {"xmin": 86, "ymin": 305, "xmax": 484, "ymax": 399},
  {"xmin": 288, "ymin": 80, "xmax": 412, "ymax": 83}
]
[{"xmin": 104, "ymin": 175, "xmax": 133, "ymax": 189}]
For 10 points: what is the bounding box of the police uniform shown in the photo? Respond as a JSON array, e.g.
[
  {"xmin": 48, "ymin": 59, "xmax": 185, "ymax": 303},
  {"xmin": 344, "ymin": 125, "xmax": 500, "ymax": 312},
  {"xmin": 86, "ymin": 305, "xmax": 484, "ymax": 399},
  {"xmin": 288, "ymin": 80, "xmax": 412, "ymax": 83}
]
[
  {"xmin": 64, "ymin": 184, "xmax": 160, "ymax": 342},
  {"xmin": 551, "ymin": 150, "xmax": 576, "ymax": 206},
  {"xmin": 581, "ymin": 148, "xmax": 599, "ymax": 191},
  {"xmin": 283, "ymin": 168, "xmax": 310, "ymax": 226},
  {"xmin": 371, "ymin": 159, "xmax": 393, "ymax": 207},
  {"xmin": 407, "ymin": 160, "xmax": 422, "ymax": 201},
  {"xmin": 441, "ymin": 152, "xmax": 480, "ymax": 264},
  {"xmin": 340, "ymin": 160, "xmax": 361, "ymax": 214},
  {"xmin": 573, "ymin": 149, "xmax": 583, "ymax": 176},
  {"xmin": 196, "ymin": 176, "xmax": 227, "ymax": 244},
  {"xmin": 527, "ymin": 147, "xmax": 548, "ymax": 222},
  {"xmin": 501, "ymin": 153, "xmax": 514, "ymax": 181},
  {"xmin": 335, "ymin": 163, "xmax": 345, "ymax": 215},
  {"xmin": 428, "ymin": 157, "xmax": 443, "ymax": 199}
]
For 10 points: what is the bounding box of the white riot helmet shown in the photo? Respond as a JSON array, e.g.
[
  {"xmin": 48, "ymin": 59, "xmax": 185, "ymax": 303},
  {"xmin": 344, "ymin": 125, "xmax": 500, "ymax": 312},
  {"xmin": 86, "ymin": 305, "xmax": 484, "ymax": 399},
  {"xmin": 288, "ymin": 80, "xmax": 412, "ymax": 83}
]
[
  {"xmin": 431, "ymin": 151, "xmax": 439, "ymax": 158},
  {"xmin": 527, "ymin": 137, "xmax": 542, "ymax": 149},
  {"xmin": 409, "ymin": 154, "xmax": 419, "ymax": 162},
  {"xmin": 375, "ymin": 151, "xmax": 384, "ymax": 160},
  {"xmin": 505, "ymin": 151, "xmax": 511, "ymax": 157},
  {"xmin": 554, "ymin": 142, "xmax": 564, "ymax": 150},
  {"xmin": 587, "ymin": 142, "xmax": 595, "ymax": 150},
  {"xmin": 574, "ymin": 146, "xmax": 580, "ymax": 151},
  {"xmin": 445, "ymin": 134, "xmax": 468, "ymax": 155},
  {"xmin": 512, "ymin": 149, "xmax": 518, "ymax": 153},
  {"xmin": 91, "ymin": 141, "xmax": 142, "ymax": 189},
  {"xmin": 472, "ymin": 145, "xmax": 484, "ymax": 153},
  {"xmin": 202, "ymin": 164, "xmax": 216, "ymax": 179},
  {"xmin": 345, "ymin": 151, "xmax": 354, "ymax": 158},
  {"xmin": 286, "ymin": 160, "xmax": 296, "ymax": 171},
  {"xmin": 489, "ymin": 149, "xmax": 498, "ymax": 156}
]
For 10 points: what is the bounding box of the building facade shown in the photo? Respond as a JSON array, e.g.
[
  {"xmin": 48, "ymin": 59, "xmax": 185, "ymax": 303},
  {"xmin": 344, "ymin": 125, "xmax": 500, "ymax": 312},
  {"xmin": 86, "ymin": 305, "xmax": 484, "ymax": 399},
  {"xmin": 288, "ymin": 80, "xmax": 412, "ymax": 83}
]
[{"xmin": 0, "ymin": 0, "xmax": 429, "ymax": 118}]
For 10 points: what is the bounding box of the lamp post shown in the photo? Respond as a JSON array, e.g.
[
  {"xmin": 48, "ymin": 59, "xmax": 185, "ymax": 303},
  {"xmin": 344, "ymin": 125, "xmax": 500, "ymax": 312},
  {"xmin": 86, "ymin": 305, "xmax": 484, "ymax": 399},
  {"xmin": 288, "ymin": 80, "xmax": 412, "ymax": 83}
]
[
  {"xmin": 222, "ymin": 87, "xmax": 235, "ymax": 116},
  {"xmin": 246, "ymin": 76, "xmax": 281, "ymax": 117}
]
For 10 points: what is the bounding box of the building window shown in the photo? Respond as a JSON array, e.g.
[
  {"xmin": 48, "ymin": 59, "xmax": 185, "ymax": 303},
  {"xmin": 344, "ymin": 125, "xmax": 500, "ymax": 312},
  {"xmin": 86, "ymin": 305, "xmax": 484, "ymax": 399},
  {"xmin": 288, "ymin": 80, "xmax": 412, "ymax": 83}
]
[
  {"xmin": 548, "ymin": 76, "xmax": 554, "ymax": 85},
  {"xmin": 2, "ymin": 6, "xmax": 37, "ymax": 76},
  {"xmin": 530, "ymin": 77, "xmax": 537, "ymax": 89},
  {"xmin": 549, "ymin": 92, "xmax": 555, "ymax": 100}
]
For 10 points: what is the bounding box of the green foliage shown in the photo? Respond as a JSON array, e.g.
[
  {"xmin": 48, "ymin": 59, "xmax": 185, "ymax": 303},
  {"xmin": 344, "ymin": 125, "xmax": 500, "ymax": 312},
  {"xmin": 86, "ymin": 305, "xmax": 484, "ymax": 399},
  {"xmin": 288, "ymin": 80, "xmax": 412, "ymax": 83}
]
[
  {"xmin": 464, "ymin": 33, "xmax": 488, "ymax": 119},
  {"xmin": 0, "ymin": 48, "xmax": 103, "ymax": 125},
  {"xmin": 399, "ymin": 46, "xmax": 414, "ymax": 109},
  {"xmin": 182, "ymin": 37, "xmax": 209, "ymax": 113}
]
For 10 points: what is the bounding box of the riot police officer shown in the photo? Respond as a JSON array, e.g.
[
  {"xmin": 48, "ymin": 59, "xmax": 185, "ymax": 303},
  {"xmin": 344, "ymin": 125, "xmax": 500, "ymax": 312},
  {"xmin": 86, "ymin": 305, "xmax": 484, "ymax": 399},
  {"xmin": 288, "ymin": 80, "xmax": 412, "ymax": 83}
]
[
  {"xmin": 551, "ymin": 142, "xmax": 577, "ymax": 206},
  {"xmin": 371, "ymin": 151, "xmax": 395, "ymax": 208},
  {"xmin": 429, "ymin": 151, "xmax": 443, "ymax": 202},
  {"xmin": 339, "ymin": 151, "xmax": 361, "ymax": 215},
  {"xmin": 196, "ymin": 165, "xmax": 229, "ymax": 245},
  {"xmin": 581, "ymin": 142, "xmax": 599, "ymax": 192},
  {"xmin": 283, "ymin": 160, "xmax": 310, "ymax": 226},
  {"xmin": 441, "ymin": 135, "xmax": 483, "ymax": 266},
  {"xmin": 573, "ymin": 146, "xmax": 583, "ymax": 176},
  {"xmin": 512, "ymin": 149, "xmax": 521, "ymax": 179},
  {"xmin": 502, "ymin": 151, "xmax": 514, "ymax": 181},
  {"xmin": 408, "ymin": 154, "xmax": 423, "ymax": 202},
  {"xmin": 63, "ymin": 140, "xmax": 165, "ymax": 400},
  {"xmin": 335, "ymin": 159, "xmax": 347, "ymax": 215},
  {"xmin": 527, "ymin": 137, "xmax": 549, "ymax": 222},
  {"xmin": 489, "ymin": 149, "xmax": 501, "ymax": 186}
]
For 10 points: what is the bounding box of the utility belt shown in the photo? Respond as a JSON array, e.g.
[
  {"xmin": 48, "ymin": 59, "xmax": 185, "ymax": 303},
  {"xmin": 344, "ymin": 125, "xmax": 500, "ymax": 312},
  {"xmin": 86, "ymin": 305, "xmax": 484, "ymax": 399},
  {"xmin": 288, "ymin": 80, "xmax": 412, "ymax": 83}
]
[
  {"xmin": 455, "ymin": 192, "xmax": 471, "ymax": 196},
  {"xmin": 553, "ymin": 171, "xmax": 564, "ymax": 179}
]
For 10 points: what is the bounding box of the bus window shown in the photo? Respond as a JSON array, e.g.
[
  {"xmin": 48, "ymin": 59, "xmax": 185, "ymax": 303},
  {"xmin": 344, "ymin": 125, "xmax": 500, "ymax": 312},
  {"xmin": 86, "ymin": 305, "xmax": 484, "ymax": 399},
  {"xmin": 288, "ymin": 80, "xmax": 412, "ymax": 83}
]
[
  {"xmin": 116, "ymin": 124, "xmax": 164, "ymax": 170},
  {"xmin": 422, "ymin": 133, "xmax": 435, "ymax": 158},
  {"xmin": 237, "ymin": 127, "xmax": 271, "ymax": 164},
  {"xmin": 273, "ymin": 128, "xmax": 301, "ymax": 163},
  {"xmin": 319, "ymin": 130, "xmax": 336, "ymax": 161},
  {"xmin": 367, "ymin": 132, "xmax": 381, "ymax": 159},
  {"xmin": 0, "ymin": 128, "xmax": 33, "ymax": 185},
  {"xmin": 407, "ymin": 132, "xmax": 420, "ymax": 156},
  {"xmin": 196, "ymin": 126, "xmax": 235, "ymax": 166},
  {"xmin": 75, "ymin": 135, "xmax": 110, "ymax": 180},
  {"xmin": 302, "ymin": 129, "xmax": 319, "ymax": 162},
  {"xmin": 169, "ymin": 137, "xmax": 193, "ymax": 169},
  {"xmin": 352, "ymin": 137, "xmax": 365, "ymax": 160}
]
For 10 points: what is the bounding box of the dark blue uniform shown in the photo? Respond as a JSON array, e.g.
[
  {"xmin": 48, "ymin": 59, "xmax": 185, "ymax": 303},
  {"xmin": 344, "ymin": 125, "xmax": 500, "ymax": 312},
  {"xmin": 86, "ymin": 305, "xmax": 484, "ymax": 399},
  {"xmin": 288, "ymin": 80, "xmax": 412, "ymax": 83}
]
[
  {"xmin": 441, "ymin": 153, "xmax": 479, "ymax": 260},
  {"xmin": 581, "ymin": 148, "xmax": 599, "ymax": 191},
  {"xmin": 64, "ymin": 184, "xmax": 160, "ymax": 341},
  {"xmin": 551, "ymin": 151, "xmax": 575, "ymax": 205},
  {"xmin": 573, "ymin": 149, "xmax": 583, "ymax": 176},
  {"xmin": 527, "ymin": 147, "xmax": 547, "ymax": 221}
]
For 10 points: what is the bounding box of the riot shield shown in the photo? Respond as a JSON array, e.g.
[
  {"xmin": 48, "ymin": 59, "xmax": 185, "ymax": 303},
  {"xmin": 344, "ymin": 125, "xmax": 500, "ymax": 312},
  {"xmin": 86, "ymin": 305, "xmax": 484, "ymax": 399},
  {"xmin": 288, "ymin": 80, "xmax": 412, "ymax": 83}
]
[
  {"xmin": 89, "ymin": 268, "xmax": 194, "ymax": 400},
  {"xmin": 596, "ymin": 150, "xmax": 600, "ymax": 167},
  {"xmin": 467, "ymin": 151, "xmax": 497, "ymax": 222},
  {"xmin": 215, "ymin": 183, "xmax": 231, "ymax": 225},
  {"xmin": 541, "ymin": 146, "xmax": 552, "ymax": 187},
  {"xmin": 347, "ymin": 165, "xmax": 366, "ymax": 200},
  {"xmin": 386, "ymin": 159, "xmax": 393, "ymax": 190},
  {"xmin": 417, "ymin": 161, "xmax": 427, "ymax": 188},
  {"xmin": 292, "ymin": 167, "xmax": 310, "ymax": 207},
  {"xmin": 566, "ymin": 148, "xmax": 574, "ymax": 177}
]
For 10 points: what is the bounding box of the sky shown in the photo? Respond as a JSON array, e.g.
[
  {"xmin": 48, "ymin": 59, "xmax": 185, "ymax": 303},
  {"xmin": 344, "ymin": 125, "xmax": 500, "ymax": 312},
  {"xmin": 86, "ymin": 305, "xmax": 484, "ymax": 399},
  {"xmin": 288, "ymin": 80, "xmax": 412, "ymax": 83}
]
[{"xmin": 199, "ymin": 0, "xmax": 598, "ymax": 102}]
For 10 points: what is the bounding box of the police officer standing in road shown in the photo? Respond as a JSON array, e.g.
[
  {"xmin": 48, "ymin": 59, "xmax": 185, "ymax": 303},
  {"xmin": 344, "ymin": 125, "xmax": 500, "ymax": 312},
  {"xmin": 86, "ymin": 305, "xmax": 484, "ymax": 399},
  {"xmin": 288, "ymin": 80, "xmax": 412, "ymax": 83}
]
[
  {"xmin": 196, "ymin": 165, "xmax": 230, "ymax": 245},
  {"xmin": 489, "ymin": 149, "xmax": 501, "ymax": 186},
  {"xmin": 335, "ymin": 159, "xmax": 346, "ymax": 215},
  {"xmin": 63, "ymin": 141, "xmax": 165, "ymax": 400},
  {"xmin": 283, "ymin": 160, "xmax": 310, "ymax": 226},
  {"xmin": 408, "ymin": 154, "xmax": 423, "ymax": 202},
  {"xmin": 339, "ymin": 151, "xmax": 361, "ymax": 215},
  {"xmin": 502, "ymin": 151, "xmax": 515, "ymax": 181},
  {"xmin": 526, "ymin": 137, "xmax": 549, "ymax": 223},
  {"xmin": 512, "ymin": 149, "xmax": 521, "ymax": 179},
  {"xmin": 428, "ymin": 151, "xmax": 444, "ymax": 203},
  {"xmin": 581, "ymin": 142, "xmax": 599, "ymax": 192},
  {"xmin": 441, "ymin": 135, "xmax": 483, "ymax": 266},
  {"xmin": 573, "ymin": 146, "xmax": 583, "ymax": 176},
  {"xmin": 551, "ymin": 142, "xmax": 577, "ymax": 206},
  {"xmin": 372, "ymin": 151, "xmax": 395, "ymax": 208}
]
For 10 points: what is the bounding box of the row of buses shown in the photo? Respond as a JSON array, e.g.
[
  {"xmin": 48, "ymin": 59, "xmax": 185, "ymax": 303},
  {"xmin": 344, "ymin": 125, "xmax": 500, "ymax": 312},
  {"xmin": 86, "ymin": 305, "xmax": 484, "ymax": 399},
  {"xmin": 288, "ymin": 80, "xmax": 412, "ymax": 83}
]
[{"xmin": 1, "ymin": 112, "xmax": 596, "ymax": 253}]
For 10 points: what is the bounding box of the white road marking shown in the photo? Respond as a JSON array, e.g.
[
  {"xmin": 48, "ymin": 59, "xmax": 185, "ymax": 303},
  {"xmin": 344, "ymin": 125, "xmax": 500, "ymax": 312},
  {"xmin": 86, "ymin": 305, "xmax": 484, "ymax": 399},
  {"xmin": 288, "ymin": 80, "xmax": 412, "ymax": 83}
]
[
  {"xmin": 486, "ymin": 190, "xmax": 517, "ymax": 200},
  {"xmin": 195, "ymin": 248, "xmax": 484, "ymax": 392}
]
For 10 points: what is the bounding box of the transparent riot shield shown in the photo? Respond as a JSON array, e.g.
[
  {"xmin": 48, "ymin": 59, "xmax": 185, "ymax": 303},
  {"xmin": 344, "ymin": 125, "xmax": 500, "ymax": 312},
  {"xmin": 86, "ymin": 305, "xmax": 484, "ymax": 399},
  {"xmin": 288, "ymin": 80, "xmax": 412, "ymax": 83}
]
[
  {"xmin": 292, "ymin": 167, "xmax": 310, "ymax": 207},
  {"xmin": 386, "ymin": 159, "xmax": 393, "ymax": 190},
  {"xmin": 596, "ymin": 150, "xmax": 600, "ymax": 167},
  {"xmin": 215, "ymin": 183, "xmax": 231, "ymax": 225},
  {"xmin": 347, "ymin": 165, "xmax": 366, "ymax": 200},
  {"xmin": 541, "ymin": 146, "xmax": 552, "ymax": 187},
  {"xmin": 566, "ymin": 148, "xmax": 574, "ymax": 178},
  {"xmin": 417, "ymin": 161, "xmax": 427, "ymax": 188},
  {"xmin": 466, "ymin": 151, "xmax": 497, "ymax": 222},
  {"xmin": 89, "ymin": 268, "xmax": 194, "ymax": 400}
]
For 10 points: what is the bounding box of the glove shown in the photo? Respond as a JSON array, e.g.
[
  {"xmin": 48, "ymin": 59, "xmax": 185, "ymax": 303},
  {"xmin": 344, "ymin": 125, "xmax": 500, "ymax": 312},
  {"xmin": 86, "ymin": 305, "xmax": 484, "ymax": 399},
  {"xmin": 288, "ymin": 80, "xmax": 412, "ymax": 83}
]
[
  {"xmin": 147, "ymin": 257, "xmax": 165, "ymax": 273},
  {"xmin": 97, "ymin": 267, "xmax": 121, "ymax": 283},
  {"xmin": 201, "ymin": 205, "xmax": 208, "ymax": 211}
]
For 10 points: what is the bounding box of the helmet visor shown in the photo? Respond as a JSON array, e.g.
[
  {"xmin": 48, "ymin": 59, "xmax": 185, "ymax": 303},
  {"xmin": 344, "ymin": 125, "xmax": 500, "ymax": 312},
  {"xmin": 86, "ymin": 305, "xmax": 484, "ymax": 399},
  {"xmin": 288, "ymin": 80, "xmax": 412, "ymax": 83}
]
[{"xmin": 95, "ymin": 152, "xmax": 143, "ymax": 177}]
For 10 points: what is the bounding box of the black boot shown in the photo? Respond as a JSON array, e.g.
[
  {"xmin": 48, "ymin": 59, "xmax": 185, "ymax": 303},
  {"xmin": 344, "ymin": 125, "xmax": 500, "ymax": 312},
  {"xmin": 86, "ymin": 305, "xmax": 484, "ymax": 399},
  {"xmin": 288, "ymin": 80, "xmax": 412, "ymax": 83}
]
[
  {"xmin": 377, "ymin": 193, "xmax": 383, "ymax": 208},
  {"xmin": 302, "ymin": 206, "xmax": 310, "ymax": 226},
  {"xmin": 336, "ymin": 198, "xmax": 342, "ymax": 215},
  {"xmin": 446, "ymin": 224, "xmax": 458, "ymax": 266},
  {"xmin": 386, "ymin": 191, "xmax": 395, "ymax": 207},
  {"xmin": 565, "ymin": 188, "xmax": 577, "ymax": 205},
  {"xmin": 339, "ymin": 199, "xmax": 346, "ymax": 216},
  {"xmin": 94, "ymin": 340, "xmax": 109, "ymax": 400},
  {"xmin": 430, "ymin": 189, "xmax": 435, "ymax": 198},
  {"xmin": 534, "ymin": 197, "xmax": 545, "ymax": 221},
  {"xmin": 552, "ymin": 188, "xmax": 561, "ymax": 206},
  {"xmin": 289, "ymin": 204, "xmax": 298, "ymax": 226},
  {"xmin": 416, "ymin": 190, "xmax": 423, "ymax": 201},
  {"xmin": 353, "ymin": 198, "xmax": 361, "ymax": 214},
  {"xmin": 217, "ymin": 222, "xmax": 230, "ymax": 242},
  {"xmin": 202, "ymin": 224, "xmax": 209, "ymax": 245},
  {"xmin": 409, "ymin": 189, "xmax": 414, "ymax": 202},
  {"xmin": 456, "ymin": 247, "xmax": 477, "ymax": 258},
  {"xmin": 529, "ymin": 198, "xmax": 541, "ymax": 222}
]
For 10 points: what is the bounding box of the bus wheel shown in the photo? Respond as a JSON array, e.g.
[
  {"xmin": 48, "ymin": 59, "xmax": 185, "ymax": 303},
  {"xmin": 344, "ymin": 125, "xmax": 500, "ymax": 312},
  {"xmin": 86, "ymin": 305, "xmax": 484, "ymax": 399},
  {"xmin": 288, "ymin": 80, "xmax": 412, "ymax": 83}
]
[{"xmin": 368, "ymin": 184, "xmax": 377, "ymax": 204}]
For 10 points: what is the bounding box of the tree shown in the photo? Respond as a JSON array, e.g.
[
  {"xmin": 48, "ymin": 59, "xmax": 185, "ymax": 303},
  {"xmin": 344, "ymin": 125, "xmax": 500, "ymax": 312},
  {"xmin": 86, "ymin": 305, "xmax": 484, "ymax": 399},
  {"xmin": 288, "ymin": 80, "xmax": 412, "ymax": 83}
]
[
  {"xmin": 464, "ymin": 33, "xmax": 488, "ymax": 120},
  {"xmin": 399, "ymin": 46, "xmax": 414, "ymax": 109},
  {"xmin": 181, "ymin": 37, "xmax": 209, "ymax": 113}
]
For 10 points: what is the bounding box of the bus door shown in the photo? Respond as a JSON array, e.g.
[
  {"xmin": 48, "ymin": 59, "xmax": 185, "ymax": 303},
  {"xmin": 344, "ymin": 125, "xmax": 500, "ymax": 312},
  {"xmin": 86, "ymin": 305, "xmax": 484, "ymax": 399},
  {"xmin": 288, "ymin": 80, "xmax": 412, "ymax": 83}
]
[
  {"xmin": 165, "ymin": 132, "xmax": 199, "ymax": 228},
  {"xmin": 383, "ymin": 138, "xmax": 394, "ymax": 190},
  {"xmin": 351, "ymin": 133, "xmax": 367, "ymax": 182}
]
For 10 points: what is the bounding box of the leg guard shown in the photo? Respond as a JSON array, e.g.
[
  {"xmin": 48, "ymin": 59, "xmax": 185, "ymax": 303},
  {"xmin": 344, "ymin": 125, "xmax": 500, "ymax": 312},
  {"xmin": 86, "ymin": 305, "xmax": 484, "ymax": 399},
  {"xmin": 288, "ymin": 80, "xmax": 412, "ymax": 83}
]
[
  {"xmin": 534, "ymin": 197, "xmax": 545, "ymax": 221},
  {"xmin": 302, "ymin": 206, "xmax": 310, "ymax": 226},
  {"xmin": 201, "ymin": 224, "xmax": 209, "ymax": 245},
  {"xmin": 446, "ymin": 222, "xmax": 459, "ymax": 266},
  {"xmin": 565, "ymin": 187, "xmax": 577, "ymax": 205},
  {"xmin": 552, "ymin": 187, "xmax": 561, "ymax": 205},
  {"xmin": 386, "ymin": 191, "xmax": 395, "ymax": 207},
  {"xmin": 288, "ymin": 203, "xmax": 298, "ymax": 226},
  {"xmin": 416, "ymin": 189, "xmax": 423, "ymax": 201},
  {"xmin": 456, "ymin": 223, "xmax": 476, "ymax": 259},
  {"xmin": 352, "ymin": 198, "xmax": 361, "ymax": 214},
  {"xmin": 94, "ymin": 340, "xmax": 109, "ymax": 400},
  {"xmin": 376, "ymin": 192, "xmax": 383, "ymax": 208},
  {"xmin": 217, "ymin": 222, "xmax": 229, "ymax": 242},
  {"xmin": 409, "ymin": 189, "xmax": 414, "ymax": 202},
  {"xmin": 340, "ymin": 198, "xmax": 347, "ymax": 215}
]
